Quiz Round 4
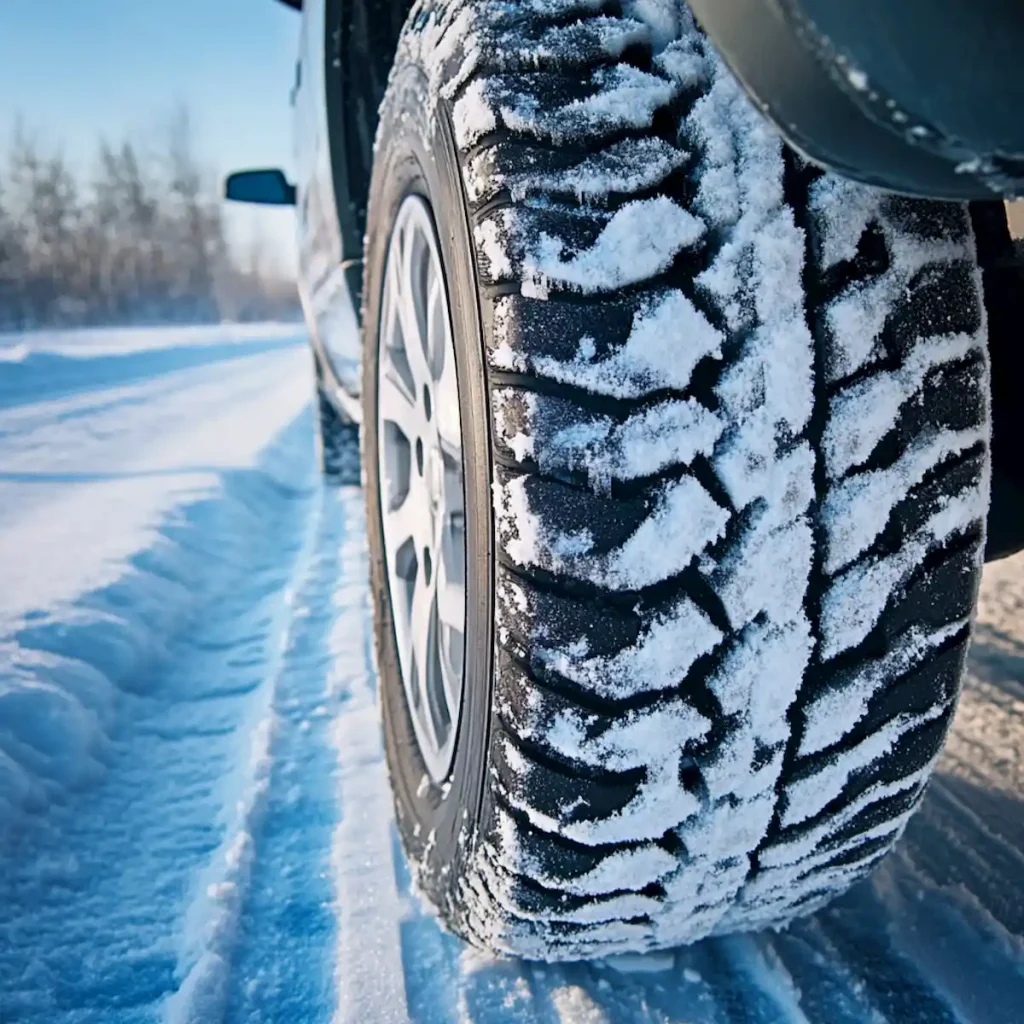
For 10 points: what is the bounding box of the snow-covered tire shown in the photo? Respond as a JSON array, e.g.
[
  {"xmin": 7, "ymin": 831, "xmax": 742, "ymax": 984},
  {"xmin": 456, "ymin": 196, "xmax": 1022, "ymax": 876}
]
[
  {"xmin": 315, "ymin": 361, "xmax": 361, "ymax": 485},
  {"xmin": 363, "ymin": 0, "xmax": 990, "ymax": 959}
]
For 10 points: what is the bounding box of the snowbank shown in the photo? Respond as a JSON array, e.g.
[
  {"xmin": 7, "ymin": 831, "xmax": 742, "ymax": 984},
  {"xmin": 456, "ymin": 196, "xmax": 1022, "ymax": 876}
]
[{"xmin": 0, "ymin": 326, "xmax": 311, "ymax": 832}]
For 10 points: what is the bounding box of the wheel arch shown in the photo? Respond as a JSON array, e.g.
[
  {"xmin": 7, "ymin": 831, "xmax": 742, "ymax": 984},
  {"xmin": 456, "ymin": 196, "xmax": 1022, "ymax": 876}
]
[{"xmin": 324, "ymin": 0, "xmax": 416, "ymax": 314}]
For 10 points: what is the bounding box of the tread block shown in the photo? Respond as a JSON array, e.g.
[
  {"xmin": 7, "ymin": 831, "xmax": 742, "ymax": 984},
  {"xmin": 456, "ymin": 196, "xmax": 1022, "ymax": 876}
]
[
  {"xmin": 493, "ymin": 386, "xmax": 723, "ymax": 485},
  {"xmin": 454, "ymin": 65, "xmax": 677, "ymax": 151},
  {"xmin": 885, "ymin": 261, "xmax": 984, "ymax": 360},
  {"xmin": 466, "ymin": 136, "xmax": 687, "ymax": 207},
  {"xmin": 482, "ymin": 800, "xmax": 678, "ymax": 896},
  {"xmin": 496, "ymin": 573, "xmax": 643, "ymax": 666},
  {"xmin": 491, "ymin": 721, "xmax": 643, "ymax": 825},
  {"xmin": 488, "ymin": 289, "xmax": 724, "ymax": 400},
  {"xmin": 879, "ymin": 540, "xmax": 981, "ymax": 643},
  {"xmin": 495, "ymin": 466, "xmax": 652, "ymax": 564}
]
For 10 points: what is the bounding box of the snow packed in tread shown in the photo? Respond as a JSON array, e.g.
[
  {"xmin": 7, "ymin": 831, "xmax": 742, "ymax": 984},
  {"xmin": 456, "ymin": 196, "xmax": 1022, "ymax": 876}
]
[{"xmin": 394, "ymin": 0, "xmax": 992, "ymax": 959}]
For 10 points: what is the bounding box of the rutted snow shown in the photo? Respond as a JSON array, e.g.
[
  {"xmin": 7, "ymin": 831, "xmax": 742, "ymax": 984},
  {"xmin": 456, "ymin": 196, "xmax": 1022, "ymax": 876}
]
[
  {"xmin": 522, "ymin": 197, "xmax": 705, "ymax": 297},
  {"xmin": 0, "ymin": 329, "xmax": 309, "ymax": 824},
  {"xmin": 164, "ymin": 714, "xmax": 276, "ymax": 1024},
  {"xmin": 0, "ymin": 321, "xmax": 302, "ymax": 361}
]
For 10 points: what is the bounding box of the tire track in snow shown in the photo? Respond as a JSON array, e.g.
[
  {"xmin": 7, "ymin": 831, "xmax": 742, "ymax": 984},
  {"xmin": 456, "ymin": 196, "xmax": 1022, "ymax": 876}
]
[
  {"xmin": 329, "ymin": 491, "xmax": 412, "ymax": 1024},
  {"xmin": 214, "ymin": 485, "xmax": 412, "ymax": 1024},
  {"xmin": 0, "ymin": 405, "xmax": 318, "ymax": 1022},
  {"xmin": 192, "ymin": 486, "xmax": 412, "ymax": 1024},
  {"xmin": 162, "ymin": 479, "xmax": 325, "ymax": 1024}
]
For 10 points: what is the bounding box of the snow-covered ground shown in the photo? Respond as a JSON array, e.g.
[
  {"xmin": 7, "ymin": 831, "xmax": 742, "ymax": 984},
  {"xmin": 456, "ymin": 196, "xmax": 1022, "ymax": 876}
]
[{"xmin": 0, "ymin": 325, "xmax": 1021, "ymax": 1022}]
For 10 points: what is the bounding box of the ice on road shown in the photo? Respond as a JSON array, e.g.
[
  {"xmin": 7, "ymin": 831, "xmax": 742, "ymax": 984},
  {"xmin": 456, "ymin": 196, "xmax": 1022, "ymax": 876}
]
[{"xmin": 0, "ymin": 325, "xmax": 1022, "ymax": 1023}]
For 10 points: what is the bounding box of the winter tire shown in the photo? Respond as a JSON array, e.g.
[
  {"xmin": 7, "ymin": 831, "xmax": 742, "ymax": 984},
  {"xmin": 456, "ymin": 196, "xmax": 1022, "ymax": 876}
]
[{"xmin": 363, "ymin": 0, "xmax": 990, "ymax": 960}]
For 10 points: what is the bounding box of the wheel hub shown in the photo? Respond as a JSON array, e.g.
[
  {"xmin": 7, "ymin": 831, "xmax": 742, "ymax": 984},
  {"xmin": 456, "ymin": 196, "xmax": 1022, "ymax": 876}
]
[{"xmin": 376, "ymin": 195, "xmax": 467, "ymax": 783}]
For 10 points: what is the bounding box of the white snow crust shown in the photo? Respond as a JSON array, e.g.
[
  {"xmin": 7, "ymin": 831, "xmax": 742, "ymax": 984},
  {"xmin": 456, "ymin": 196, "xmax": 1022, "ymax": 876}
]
[
  {"xmin": 800, "ymin": 620, "xmax": 967, "ymax": 757},
  {"xmin": 0, "ymin": 325, "xmax": 308, "ymax": 825},
  {"xmin": 824, "ymin": 332, "xmax": 983, "ymax": 480},
  {"xmin": 522, "ymin": 197, "xmax": 705, "ymax": 296},
  {"xmin": 821, "ymin": 480, "xmax": 989, "ymax": 661},
  {"xmin": 824, "ymin": 426, "xmax": 988, "ymax": 574},
  {"xmin": 493, "ymin": 289, "xmax": 724, "ymax": 399}
]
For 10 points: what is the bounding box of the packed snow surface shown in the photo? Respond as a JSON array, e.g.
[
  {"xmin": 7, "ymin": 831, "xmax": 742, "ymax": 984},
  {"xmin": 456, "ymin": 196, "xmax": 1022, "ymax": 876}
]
[{"xmin": 0, "ymin": 324, "xmax": 1022, "ymax": 1021}]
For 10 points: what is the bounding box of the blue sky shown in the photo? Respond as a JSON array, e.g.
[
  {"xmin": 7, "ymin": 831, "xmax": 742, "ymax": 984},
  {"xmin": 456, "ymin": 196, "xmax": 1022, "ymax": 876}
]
[{"xmin": 0, "ymin": 0, "xmax": 301, "ymax": 273}]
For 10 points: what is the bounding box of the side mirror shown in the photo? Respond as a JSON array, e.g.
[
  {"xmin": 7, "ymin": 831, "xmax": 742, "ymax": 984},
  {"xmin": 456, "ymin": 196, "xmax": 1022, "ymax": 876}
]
[{"xmin": 224, "ymin": 168, "xmax": 296, "ymax": 206}]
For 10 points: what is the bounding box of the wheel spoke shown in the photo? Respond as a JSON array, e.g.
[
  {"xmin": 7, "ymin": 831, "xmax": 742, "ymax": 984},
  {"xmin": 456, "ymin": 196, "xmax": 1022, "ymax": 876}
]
[
  {"xmin": 397, "ymin": 227, "xmax": 434, "ymax": 395},
  {"xmin": 431, "ymin": 280, "xmax": 461, "ymax": 454},
  {"xmin": 383, "ymin": 486, "xmax": 432, "ymax": 555},
  {"xmin": 436, "ymin": 560, "xmax": 464, "ymax": 640},
  {"xmin": 378, "ymin": 364, "xmax": 423, "ymax": 444},
  {"xmin": 409, "ymin": 571, "xmax": 440, "ymax": 745}
]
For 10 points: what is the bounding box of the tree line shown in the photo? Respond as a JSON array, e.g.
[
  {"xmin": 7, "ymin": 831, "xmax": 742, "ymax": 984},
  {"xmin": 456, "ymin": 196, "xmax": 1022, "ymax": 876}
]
[{"xmin": 0, "ymin": 111, "xmax": 299, "ymax": 331}]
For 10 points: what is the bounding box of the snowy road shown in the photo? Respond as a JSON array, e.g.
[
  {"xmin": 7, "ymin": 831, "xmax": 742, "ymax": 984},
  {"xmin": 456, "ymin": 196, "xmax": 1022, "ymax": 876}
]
[{"xmin": 0, "ymin": 326, "xmax": 1022, "ymax": 1023}]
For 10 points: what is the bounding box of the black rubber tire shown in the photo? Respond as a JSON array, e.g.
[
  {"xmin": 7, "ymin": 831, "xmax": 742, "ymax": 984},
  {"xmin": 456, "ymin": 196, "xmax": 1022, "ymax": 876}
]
[
  {"xmin": 363, "ymin": 0, "xmax": 989, "ymax": 960},
  {"xmin": 314, "ymin": 358, "xmax": 361, "ymax": 486}
]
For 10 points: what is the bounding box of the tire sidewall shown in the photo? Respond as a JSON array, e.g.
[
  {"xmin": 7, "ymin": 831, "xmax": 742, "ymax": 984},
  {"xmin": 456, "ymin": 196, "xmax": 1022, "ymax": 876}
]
[{"xmin": 361, "ymin": 63, "xmax": 493, "ymax": 918}]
